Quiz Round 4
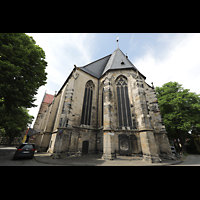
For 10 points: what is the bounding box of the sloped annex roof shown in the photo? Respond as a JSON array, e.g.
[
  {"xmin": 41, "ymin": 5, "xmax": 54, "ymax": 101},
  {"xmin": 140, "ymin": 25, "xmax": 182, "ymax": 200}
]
[
  {"xmin": 42, "ymin": 93, "xmax": 54, "ymax": 104},
  {"xmin": 79, "ymin": 48, "xmax": 145, "ymax": 79}
]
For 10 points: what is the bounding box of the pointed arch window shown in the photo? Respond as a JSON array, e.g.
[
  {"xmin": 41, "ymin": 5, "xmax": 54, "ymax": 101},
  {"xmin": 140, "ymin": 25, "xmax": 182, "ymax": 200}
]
[
  {"xmin": 116, "ymin": 76, "xmax": 133, "ymax": 129},
  {"xmin": 81, "ymin": 81, "xmax": 94, "ymax": 126},
  {"xmin": 101, "ymin": 88, "xmax": 104, "ymax": 126}
]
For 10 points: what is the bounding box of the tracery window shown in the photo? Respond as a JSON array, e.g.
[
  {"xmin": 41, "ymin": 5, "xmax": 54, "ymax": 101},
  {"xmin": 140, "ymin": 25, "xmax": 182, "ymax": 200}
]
[
  {"xmin": 81, "ymin": 81, "xmax": 94, "ymax": 125},
  {"xmin": 116, "ymin": 76, "xmax": 133, "ymax": 129},
  {"xmin": 101, "ymin": 88, "xmax": 104, "ymax": 126}
]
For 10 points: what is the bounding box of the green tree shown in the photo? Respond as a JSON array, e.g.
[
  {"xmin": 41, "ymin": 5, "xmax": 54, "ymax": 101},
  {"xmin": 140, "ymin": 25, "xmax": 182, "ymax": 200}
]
[
  {"xmin": 0, "ymin": 105, "xmax": 34, "ymax": 144},
  {"xmin": 0, "ymin": 33, "xmax": 47, "ymax": 109},
  {"xmin": 156, "ymin": 82, "xmax": 200, "ymax": 153},
  {"xmin": 0, "ymin": 33, "xmax": 47, "ymax": 143}
]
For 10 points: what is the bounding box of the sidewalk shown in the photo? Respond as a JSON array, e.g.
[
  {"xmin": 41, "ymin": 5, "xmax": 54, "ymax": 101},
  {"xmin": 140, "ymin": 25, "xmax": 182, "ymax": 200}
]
[{"xmin": 34, "ymin": 152, "xmax": 186, "ymax": 166}]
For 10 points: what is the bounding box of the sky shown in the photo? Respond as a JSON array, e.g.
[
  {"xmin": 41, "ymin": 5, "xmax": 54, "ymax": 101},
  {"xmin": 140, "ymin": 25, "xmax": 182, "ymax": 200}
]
[{"xmin": 26, "ymin": 33, "xmax": 200, "ymax": 127}]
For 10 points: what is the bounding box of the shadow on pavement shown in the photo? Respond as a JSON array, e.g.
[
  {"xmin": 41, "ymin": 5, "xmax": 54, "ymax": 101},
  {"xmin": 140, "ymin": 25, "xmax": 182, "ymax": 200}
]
[{"xmin": 34, "ymin": 153, "xmax": 106, "ymax": 166}]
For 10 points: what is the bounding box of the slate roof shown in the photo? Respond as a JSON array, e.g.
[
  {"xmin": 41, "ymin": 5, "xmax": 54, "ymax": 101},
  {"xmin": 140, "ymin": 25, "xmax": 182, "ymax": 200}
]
[
  {"xmin": 79, "ymin": 48, "xmax": 144, "ymax": 79},
  {"xmin": 102, "ymin": 48, "xmax": 138, "ymax": 75},
  {"xmin": 79, "ymin": 54, "xmax": 111, "ymax": 79}
]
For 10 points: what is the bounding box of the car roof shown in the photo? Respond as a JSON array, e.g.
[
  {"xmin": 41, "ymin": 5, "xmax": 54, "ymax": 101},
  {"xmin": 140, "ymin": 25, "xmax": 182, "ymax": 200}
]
[
  {"xmin": 22, "ymin": 143, "xmax": 35, "ymax": 145},
  {"xmin": 19, "ymin": 143, "xmax": 35, "ymax": 146}
]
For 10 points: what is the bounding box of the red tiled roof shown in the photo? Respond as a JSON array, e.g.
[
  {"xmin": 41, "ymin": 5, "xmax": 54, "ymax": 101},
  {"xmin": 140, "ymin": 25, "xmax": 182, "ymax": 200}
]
[{"xmin": 43, "ymin": 93, "xmax": 54, "ymax": 104}]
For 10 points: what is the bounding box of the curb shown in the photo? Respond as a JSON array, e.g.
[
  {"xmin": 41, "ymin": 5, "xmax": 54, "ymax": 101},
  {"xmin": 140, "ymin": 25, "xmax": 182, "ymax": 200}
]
[
  {"xmin": 159, "ymin": 160, "xmax": 184, "ymax": 166},
  {"xmin": 33, "ymin": 153, "xmax": 188, "ymax": 166},
  {"xmin": 34, "ymin": 156, "xmax": 67, "ymax": 166},
  {"xmin": 33, "ymin": 156, "xmax": 185, "ymax": 166},
  {"xmin": 170, "ymin": 160, "xmax": 184, "ymax": 165},
  {"xmin": 167, "ymin": 155, "xmax": 187, "ymax": 166}
]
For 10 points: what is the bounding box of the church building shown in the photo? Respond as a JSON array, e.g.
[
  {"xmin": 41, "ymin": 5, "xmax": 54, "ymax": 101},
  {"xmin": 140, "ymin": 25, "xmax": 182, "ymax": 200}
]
[{"xmin": 33, "ymin": 47, "xmax": 173, "ymax": 163}]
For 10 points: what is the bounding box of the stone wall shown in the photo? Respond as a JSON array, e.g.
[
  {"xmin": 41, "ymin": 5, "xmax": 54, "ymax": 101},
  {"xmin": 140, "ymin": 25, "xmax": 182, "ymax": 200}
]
[
  {"xmin": 0, "ymin": 137, "xmax": 22, "ymax": 146},
  {"xmin": 100, "ymin": 69, "xmax": 172, "ymax": 162},
  {"xmin": 52, "ymin": 127, "xmax": 103, "ymax": 156},
  {"xmin": 34, "ymin": 66, "xmax": 172, "ymax": 162}
]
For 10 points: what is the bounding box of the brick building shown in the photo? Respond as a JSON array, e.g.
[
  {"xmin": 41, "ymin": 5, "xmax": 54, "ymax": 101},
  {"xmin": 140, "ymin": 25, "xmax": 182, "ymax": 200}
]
[{"xmin": 33, "ymin": 47, "xmax": 172, "ymax": 163}]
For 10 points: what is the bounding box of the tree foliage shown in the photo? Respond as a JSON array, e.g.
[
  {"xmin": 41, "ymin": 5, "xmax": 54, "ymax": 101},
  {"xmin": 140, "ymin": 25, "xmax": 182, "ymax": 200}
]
[
  {"xmin": 0, "ymin": 33, "xmax": 47, "ymax": 143},
  {"xmin": 156, "ymin": 82, "xmax": 200, "ymax": 152},
  {"xmin": 0, "ymin": 33, "xmax": 47, "ymax": 109},
  {"xmin": 0, "ymin": 104, "xmax": 33, "ymax": 144}
]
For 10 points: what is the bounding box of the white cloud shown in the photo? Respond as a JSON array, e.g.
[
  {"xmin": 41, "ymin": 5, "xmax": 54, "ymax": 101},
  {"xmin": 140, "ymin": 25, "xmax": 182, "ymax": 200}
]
[
  {"xmin": 27, "ymin": 33, "xmax": 200, "ymax": 127},
  {"xmin": 28, "ymin": 33, "xmax": 95, "ymax": 86},
  {"xmin": 133, "ymin": 33, "xmax": 200, "ymax": 94},
  {"xmin": 27, "ymin": 33, "xmax": 96, "ymax": 127}
]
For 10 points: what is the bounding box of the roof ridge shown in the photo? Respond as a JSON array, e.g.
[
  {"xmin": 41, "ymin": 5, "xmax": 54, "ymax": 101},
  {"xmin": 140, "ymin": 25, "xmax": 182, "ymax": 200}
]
[{"xmin": 118, "ymin": 48, "xmax": 137, "ymax": 67}]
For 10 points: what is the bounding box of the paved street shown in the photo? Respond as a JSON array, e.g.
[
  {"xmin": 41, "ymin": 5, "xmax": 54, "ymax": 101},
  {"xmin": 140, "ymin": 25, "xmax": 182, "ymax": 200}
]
[
  {"xmin": 0, "ymin": 145, "xmax": 54, "ymax": 166},
  {"xmin": 175, "ymin": 154, "xmax": 200, "ymax": 166},
  {"xmin": 1, "ymin": 145, "xmax": 200, "ymax": 166}
]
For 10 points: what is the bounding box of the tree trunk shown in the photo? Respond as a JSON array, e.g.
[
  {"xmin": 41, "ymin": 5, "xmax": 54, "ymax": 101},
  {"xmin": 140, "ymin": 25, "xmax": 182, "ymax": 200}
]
[
  {"xmin": 178, "ymin": 132, "xmax": 187, "ymax": 154},
  {"xmin": 5, "ymin": 127, "xmax": 14, "ymax": 146},
  {"xmin": 8, "ymin": 136, "xmax": 14, "ymax": 146}
]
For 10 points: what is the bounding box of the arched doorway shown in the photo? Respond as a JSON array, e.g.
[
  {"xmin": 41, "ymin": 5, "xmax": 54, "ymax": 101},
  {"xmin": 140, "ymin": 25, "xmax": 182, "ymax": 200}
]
[{"xmin": 82, "ymin": 141, "xmax": 89, "ymax": 155}]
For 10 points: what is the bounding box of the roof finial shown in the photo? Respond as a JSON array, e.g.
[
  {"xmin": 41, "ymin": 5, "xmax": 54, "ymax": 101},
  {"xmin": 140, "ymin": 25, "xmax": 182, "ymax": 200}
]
[{"xmin": 116, "ymin": 36, "xmax": 119, "ymax": 49}]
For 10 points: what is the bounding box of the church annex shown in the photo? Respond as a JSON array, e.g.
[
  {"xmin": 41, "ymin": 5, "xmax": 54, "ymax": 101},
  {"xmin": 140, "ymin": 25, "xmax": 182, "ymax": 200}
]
[{"xmin": 33, "ymin": 47, "xmax": 172, "ymax": 163}]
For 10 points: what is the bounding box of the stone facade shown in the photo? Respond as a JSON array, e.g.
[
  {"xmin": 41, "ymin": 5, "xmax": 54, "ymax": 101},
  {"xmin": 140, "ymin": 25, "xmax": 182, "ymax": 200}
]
[{"xmin": 33, "ymin": 48, "xmax": 173, "ymax": 163}]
